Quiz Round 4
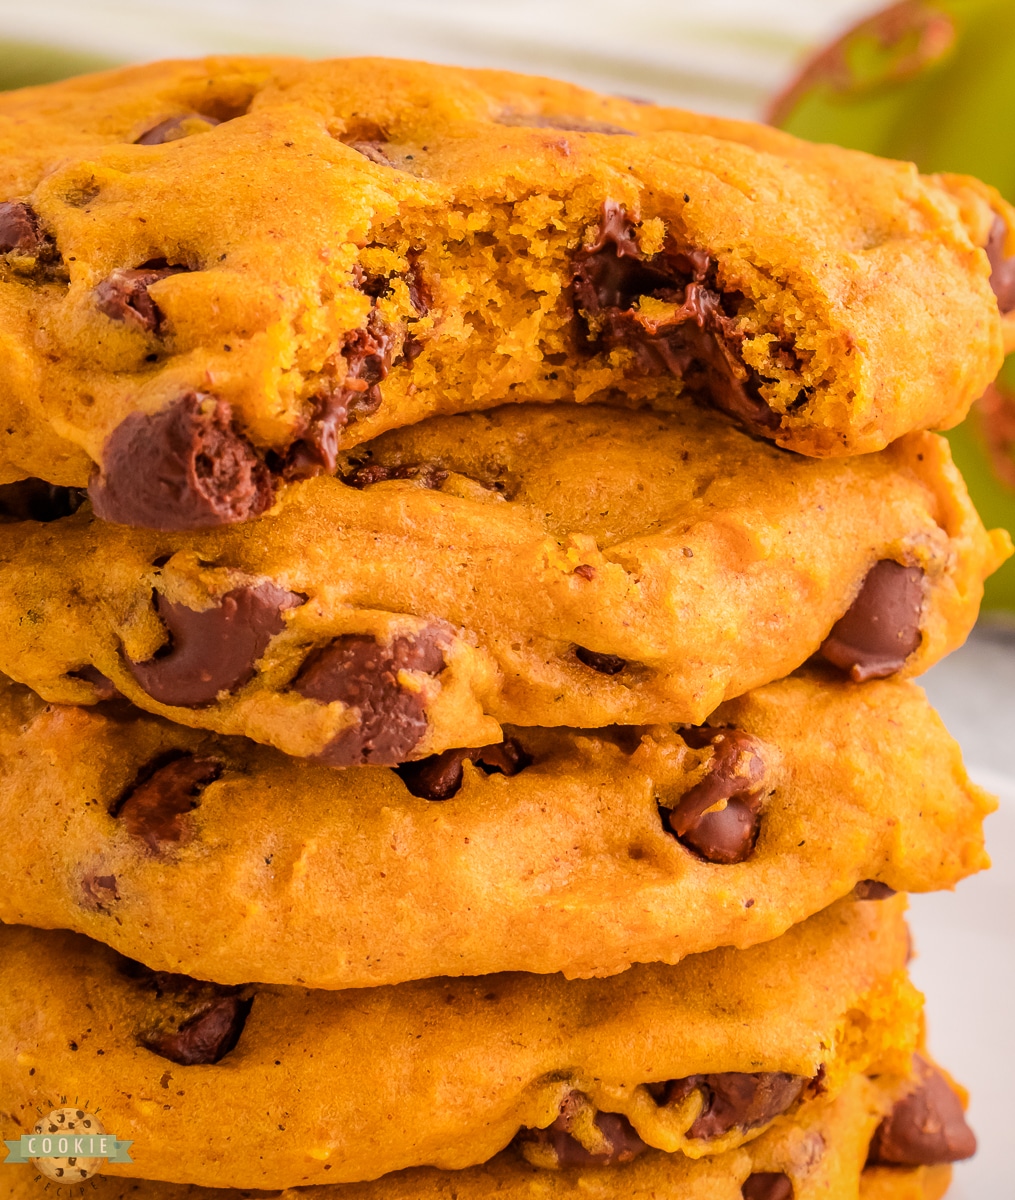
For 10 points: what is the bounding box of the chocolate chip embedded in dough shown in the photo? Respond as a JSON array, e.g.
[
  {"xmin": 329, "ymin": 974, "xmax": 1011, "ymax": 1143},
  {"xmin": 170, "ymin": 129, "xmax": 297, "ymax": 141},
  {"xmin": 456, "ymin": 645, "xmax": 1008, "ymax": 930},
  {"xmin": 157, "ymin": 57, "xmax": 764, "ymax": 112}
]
[
  {"xmin": 853, "ymin": 879, "xmax": 897, "ymax": 901},
  {"xmin": 575, "ymin": 646, "xmax": 627, "ymax": 675},
  {"xmin": 81, "ymin": 873, "xmax": 119, "ymax": 911},
  {"xmin": 819, "ymin": 560, "xmax": 925, "ymax": 682},
  {"xmin": 867, "ymin": 1057, "xmax": 977, "ymax": 1166},
  {"xmin": 342, "ymin": 461, "xmax": 449, "ymax": 490},
  {"xmin": 95, "ymin": 263, "xmax": 186, "ymax": 332},
  {"xmin": 517, "ymin": 1091, "xmax": 648, "ymax": 1167},
  {"xmin": 662, "ymin": 728, "xmax": 767, "ymax": 865},
  {"xmin": 292, "ymin": 628, "xmax": 449, "ymax": 767},
  {"xmin": 135, "ymin": 113, "xmax": 222, "ymax": 145},
  {"xmin": 0, "ymin": 201, "xmax": 49, "ymax": 255},
  {"xmin": 67, "ymin": 665, "xmax": 120, "ymax": 701},
  {"xmin": 653, "ymin": 1072, "xmax": 806, "ymax": 1140},
  {"xmin": 397, "ymin": 738, "xmax": 531, "ymax": 801},
  {"xmin": 140, "ymin": 994, "xmax": 252, "ymax": 1066},
  {"xmin": 88, "ymin": 393, "xmax": 274, "ymax": 529},
  {"xmin": 497, "ymin": 112, "xmax": 635, "ymax": 136},
  {"xmin": 126, "ymin": 582, "xmax": 302, "ymax": 707},
  {"xmin": 113, "ymin": 754, "xmax": 222, "ymax": 851},
  {"xmin": 742, "ymin": 1172, "xmax": 794, "ymax": 1200},
  {"xmin": 572, "ymin": 200, "xmax": 780, "ymax": 434},
  {"xmin": 985, "ymin": 215, "xmax": 1015, "ymax": 314}
]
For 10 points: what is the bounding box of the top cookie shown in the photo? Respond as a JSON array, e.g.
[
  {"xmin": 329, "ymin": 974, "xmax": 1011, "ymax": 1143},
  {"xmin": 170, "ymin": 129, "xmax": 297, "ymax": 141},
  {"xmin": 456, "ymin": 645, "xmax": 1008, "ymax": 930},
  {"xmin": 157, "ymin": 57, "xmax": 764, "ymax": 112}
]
[{"xmin": 0, "ymin": 56, "xmax": 1006, "ymax": 528}]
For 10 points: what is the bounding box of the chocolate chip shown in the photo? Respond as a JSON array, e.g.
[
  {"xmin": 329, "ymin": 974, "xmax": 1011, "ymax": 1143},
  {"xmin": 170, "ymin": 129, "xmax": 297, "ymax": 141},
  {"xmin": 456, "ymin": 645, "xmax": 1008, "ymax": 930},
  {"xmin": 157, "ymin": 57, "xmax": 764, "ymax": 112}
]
[
  {"xmin": 497, "ymin": 112, "xmax": 635, "ymax": 135},
  {"xmin": 985, "ymin": 215, "xmax": 1015, "ymax": 314},
  {"xmin": 88, "ymin": 393, "xmax": 274, "ymax": 529},
  {"xmin": 867, "ymin": 1058, "xmax": 976, "ymax": 1166},
  {"xmin": 342, "ymin": 461, "xmax": 449, "ymax": 490},
  {"xmin": 0, "ymin": 479, "xmax": 86, "ymax": 522},
  {"xmin": 742, "ymin": 1172, "xmax": 794, "ymax": 1200},
  {"xmin": 113, "ymin": 753, "xmax": 222, "ymax": 851},
  {"xmin": 0, "ymin": 201, "xmax": 49, "ymax": 255},
  {"xmin": 653, "ymin": 1072, "xmax": 806, "ymax": 1140},
  {"xmin": 67, "ymin": 665, "xmax": 120, "ymax": 701},
  {"xmin": 575, "ymin": 646, "xmax": 627, "ymax": 674},
  {"xmin": 95, "ymin": 263, "xmax": 186, "ymax": 333},
  {"xmin": 819, "ymin": 560, "xmax": 924, "ymax": 682},
  {"xmin": 397, "ymin": 738, "xmax": 531, "ymax": 801},
  {"xmin": 573, "ymin": 201, "xmax": 779, "ymax": 434},
  {"xmin": 405, "ymin": 257, "xmax": 431, "ymax": 316},
  {"xmin": 853, "ymin": 880, "xmax": 897, "ymax": 900},
  {"xmin": 661, "ymin": 728, "xmax": 767, "ymax": 864},
  {"xmin": 292, "ymin": 628, "xmax": 449, "ymax": 767},
  {"xmin": 81, "ymin": 873, "xmax": 119, "ymax": 911},
  {"xmin": 135, "ymin": 113, "xmax": 221, "ymax": 146},
  {"xmin": 347, "ymin": 141, "xmax": 395, "ymax": 166},
  {"xmin": 285, "ymin": 311, "xmax": 394, "ymax": 479},
  {"xmin": 126, "ymin": 582, "xmax": 302, "ymax": 707},
  {"xmin": 140, "ymin": 994, "xmax": 252, "ymax": 1065},
  {"xmin": 517, "ymin": 1092, "xmax": 647, "ymax": 1167}
]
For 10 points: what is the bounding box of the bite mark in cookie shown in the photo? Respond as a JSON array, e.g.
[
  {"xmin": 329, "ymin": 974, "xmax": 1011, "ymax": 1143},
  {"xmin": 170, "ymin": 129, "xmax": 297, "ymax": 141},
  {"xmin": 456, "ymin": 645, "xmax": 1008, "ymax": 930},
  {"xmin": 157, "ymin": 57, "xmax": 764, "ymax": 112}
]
[
  {"xmin": 88, "ymin": 393, "xmax": 275, "ymax": 529},
  {"xmin": 127, "ymin": 582, "xmax": 302, "ymax": 707},
  {"xmin": 573, "ymin": 201, "xmax": 780, "ymax": 433},
  {"xmin": 292, "ymin": 628, "xmax": 450, "ymax": 766},
  {"xmin": 820, "ymin": 560, "xmax": 925, "ymax": 682}
]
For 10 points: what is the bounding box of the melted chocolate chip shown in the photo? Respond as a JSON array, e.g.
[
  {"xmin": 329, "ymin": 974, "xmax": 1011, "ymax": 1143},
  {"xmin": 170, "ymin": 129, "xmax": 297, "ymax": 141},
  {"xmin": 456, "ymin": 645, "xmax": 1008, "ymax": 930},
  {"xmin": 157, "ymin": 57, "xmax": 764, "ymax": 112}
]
[
  {"xmin": 742, "ymin": 1172, "xmax": 794, "ymax": 1200},
  {"xmin": 985, "ymin": 215, "xmax": 1015, "ymax": 314},
  {"xmin": 575, "ymin": 646, "xmax": 627, "ymax": 675},
  {"xmin": 498, "ymin": 112, "xmax": 635, "ymax": 135},
  {"xmin": 853, "ymin": 880, "xmax": 897, "ymax": 901},
  {"xmin": 0, "ymin": 479, "xmax": 86, "ymax": 522},
  {"xmin": 573, "ymin": 201, "xmax": 779, "ymax": 433},
  {"xmin": 95, "ymin": 263, "xmax": 186, "ymax": 333},
  {"xmin": 653, "ymin": 1072, "xmax": 806, "ymax": 1140},
  {"xmin": 819, "ymin": 561, "xmax": 924, "ymax": 682},
  {"xmin": 348, "ymin": 141, "xmax": 395, "ymax": 166},
  {"xmin": 867, "ymin": 1058, "xmax": 976, "ymax": 1166},
  {"xmin": 81, "ymin": 873, "xmax": 119, "ymax": 911},
  {"xmin": 135, "ymin": 113, "xmax": 222, "ymax": 146},
  {"xmin": 292, "ymin": 628, "xmax": 449, "ymax": 767},
  {"xmin": 661, "ymin": 728, "xmax": 767, "ymax": 864},
  {"xmin": 126, "ymin": 582, "xmax": 301, "ymax": 707},
  {"xmin": 140, "ymin": 994, "xmax": 252, "ymax": 1065},
  {"xmin": 88, "ymin": 393, "xmax": 274, "ymax": 529},
  {"xmin": 0, "ymin": 201, "xmax": 51, "ymax": 256},
  {"xmin": 285, "ymin": 310, "xmax": 394, "ymax": 479},
  {"xmin": 342, "ymin": 461, "xmax": 449, "ymax": 490},
  {"xmin": 113, "ymin": 753, "xmax": 222, "ymax": 851},
  {"xmin": 405, "ymin": 257, "xmax": 431, "ymax": 316},
  {"xmin": 517, "ymin": 1092, "xmax": 648, "ymax": 1167},
  {"xmin": 397, "ymin": 738, "xmax": 531, "ymax": 801}
]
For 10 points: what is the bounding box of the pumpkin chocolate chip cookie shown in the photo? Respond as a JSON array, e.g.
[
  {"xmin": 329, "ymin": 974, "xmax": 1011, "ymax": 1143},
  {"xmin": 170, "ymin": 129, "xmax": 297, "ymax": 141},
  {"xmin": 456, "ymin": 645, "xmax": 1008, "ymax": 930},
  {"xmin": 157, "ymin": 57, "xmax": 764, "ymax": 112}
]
[
  {"xmin": 0, "ymin": 672, "xmax": 992, "ymax": 989},
  {"xmin": 0, "ymin": 405, "xmax": 1008, "ymax": 763},
  {"xmin": 0, "ymin": 56, "xmax": 1005, "ymax": 527},
  {"xmin": 0, "ymin": 897, "xmax": 920, "ymax": 1189},
  {"xmin": 0, "ymin": 1066, "xmax": 968, "ymax": 1199}
]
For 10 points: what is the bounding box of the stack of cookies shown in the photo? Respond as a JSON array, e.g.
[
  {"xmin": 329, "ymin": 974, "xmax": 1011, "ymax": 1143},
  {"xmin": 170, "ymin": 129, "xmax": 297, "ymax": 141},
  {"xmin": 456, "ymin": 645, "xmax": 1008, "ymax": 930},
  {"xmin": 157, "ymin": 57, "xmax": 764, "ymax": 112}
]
[{"xmin": 1, "ymin": 57, "xmax": 1013, "ymax": 1200}]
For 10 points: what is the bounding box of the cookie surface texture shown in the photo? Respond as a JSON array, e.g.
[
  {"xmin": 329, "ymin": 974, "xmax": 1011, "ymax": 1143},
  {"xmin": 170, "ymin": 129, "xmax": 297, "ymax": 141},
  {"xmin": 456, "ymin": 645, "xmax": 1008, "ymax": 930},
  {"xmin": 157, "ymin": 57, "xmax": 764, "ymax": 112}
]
[
  {"xmin": 0, "ymin": 55, "xmax": 1005, "ymax": 525},
  {"xmin": 0, "ymin": 673, "xmax": 992, "ymax": 987},
  {"xmin": 0, "ymin": 406, "xmax": 1008, "ymax": 760}
]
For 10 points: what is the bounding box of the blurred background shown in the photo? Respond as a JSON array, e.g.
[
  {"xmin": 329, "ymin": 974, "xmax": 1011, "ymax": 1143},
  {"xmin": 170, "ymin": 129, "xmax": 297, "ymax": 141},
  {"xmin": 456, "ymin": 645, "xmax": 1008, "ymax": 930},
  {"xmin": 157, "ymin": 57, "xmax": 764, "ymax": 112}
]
[{"xmin": 0, "ymin": 3, "xmax": 1010, "ymax": 1196}]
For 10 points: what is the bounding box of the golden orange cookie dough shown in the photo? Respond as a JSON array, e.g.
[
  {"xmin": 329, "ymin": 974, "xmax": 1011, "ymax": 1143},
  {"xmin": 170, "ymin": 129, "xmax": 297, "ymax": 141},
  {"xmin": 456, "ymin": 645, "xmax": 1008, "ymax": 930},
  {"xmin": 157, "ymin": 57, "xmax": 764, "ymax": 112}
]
[
  {"xmin": 0, "ymin": 56, "xmax": 1006, "ymax": 528},
  {"xmin": 0, "ymin": 672, "xmax": 993, "ymax": 988},
  {"xmin": 0, "ymin": 898, "xmax": 919, "ymax": 1189},
  {"xmin": 0, "ymin": 405, "xmax": 1008, "ymax": 765},
  {"xmin": 0, "ymin": 1070, "xmax": 959, "ymax": 1199}
]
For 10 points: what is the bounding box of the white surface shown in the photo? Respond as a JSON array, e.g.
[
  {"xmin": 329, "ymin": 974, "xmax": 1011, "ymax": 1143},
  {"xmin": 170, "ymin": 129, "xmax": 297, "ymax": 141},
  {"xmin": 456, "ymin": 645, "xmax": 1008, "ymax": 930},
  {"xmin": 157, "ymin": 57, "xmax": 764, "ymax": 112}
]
[
  {"xmin": 915, "ymin": 627, "xmax": 1015, "ymax": 1200},
  {"xmin": 0, "ymin": 0, "xmax": 883, "ymax": 118}
]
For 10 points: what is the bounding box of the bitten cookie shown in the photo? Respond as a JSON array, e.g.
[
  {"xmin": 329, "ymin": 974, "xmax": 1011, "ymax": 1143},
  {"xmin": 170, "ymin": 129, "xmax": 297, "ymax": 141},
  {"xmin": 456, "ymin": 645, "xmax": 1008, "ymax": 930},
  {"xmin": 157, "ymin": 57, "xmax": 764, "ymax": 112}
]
[
  {"xmin": 0, "ymin": 898, "xmax": 920, "ymax": 1189},
  {"xmin": 0, "ymin": 56, "xmax": 1006, "ymax": 528},
  {"xmin": 0, "ymin": 673, "xmax": 992, "ymax": 988},
  {"xmin": 0, "ymin": 405, "xmax": 1008, "ymax": 764},
  {"xmin": 0, "ymin": 1065, "xmax": 968, "ymax": 1198}
]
